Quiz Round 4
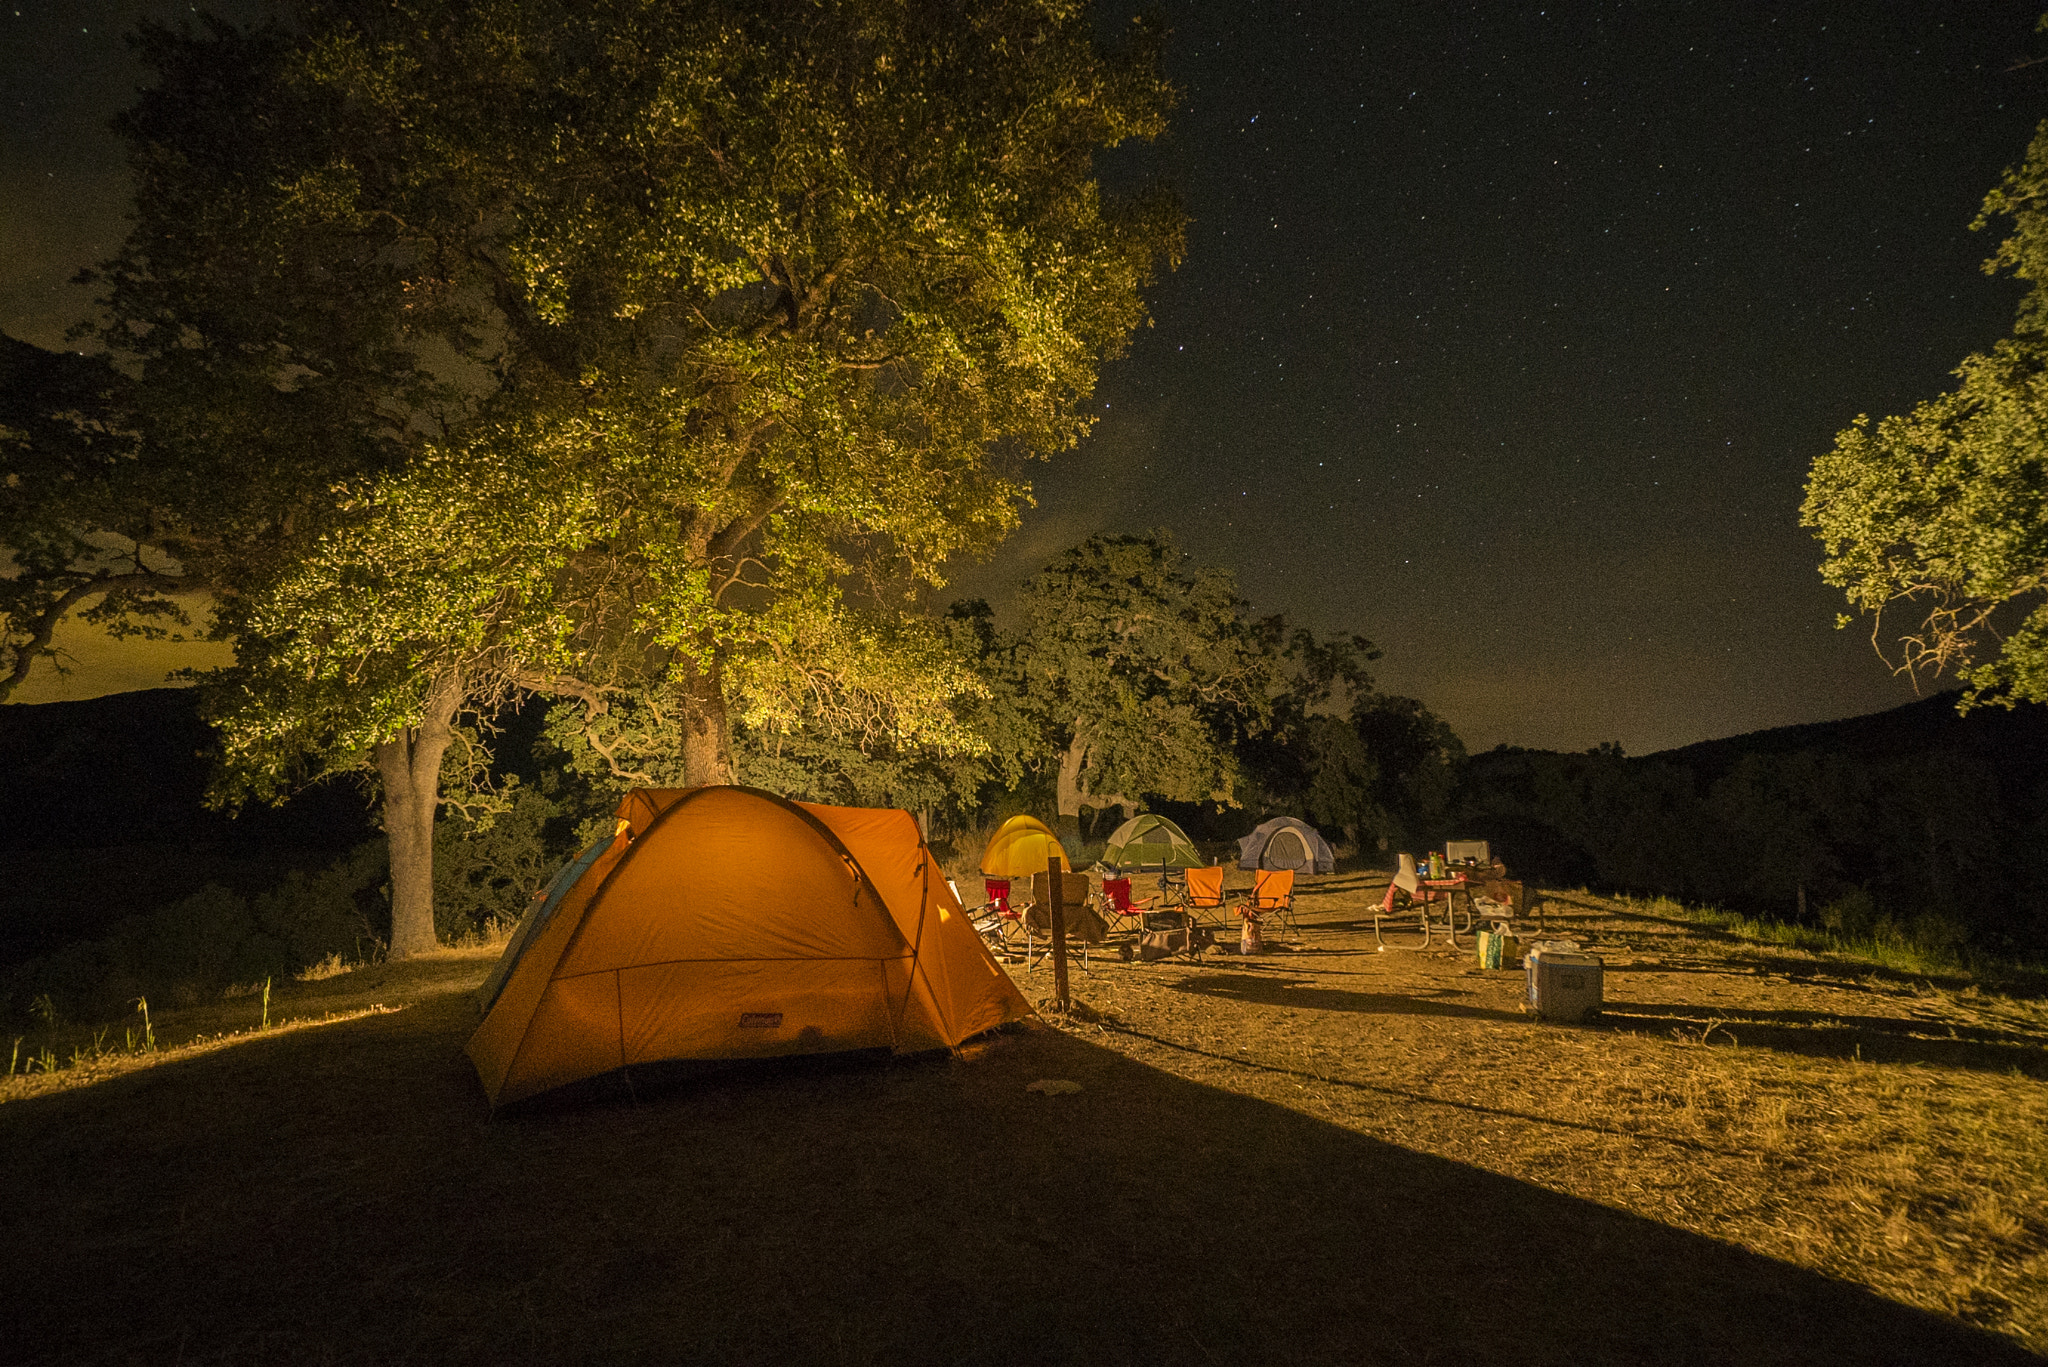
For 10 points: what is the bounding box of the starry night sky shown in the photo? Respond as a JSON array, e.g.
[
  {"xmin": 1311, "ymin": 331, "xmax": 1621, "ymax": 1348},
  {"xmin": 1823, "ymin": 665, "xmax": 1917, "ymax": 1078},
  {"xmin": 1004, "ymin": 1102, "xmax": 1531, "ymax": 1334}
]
[{"xmin": 5, "ymin": 1, "xmax": 2046, "ymax": 752}]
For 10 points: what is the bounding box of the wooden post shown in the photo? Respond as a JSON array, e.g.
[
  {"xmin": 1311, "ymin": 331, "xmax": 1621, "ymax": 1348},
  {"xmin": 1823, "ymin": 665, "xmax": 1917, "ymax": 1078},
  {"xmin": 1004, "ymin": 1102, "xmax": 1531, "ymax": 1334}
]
[{"xmin": 1048, "ymin": 854, "xmax": 1071, "ymax": 1013}]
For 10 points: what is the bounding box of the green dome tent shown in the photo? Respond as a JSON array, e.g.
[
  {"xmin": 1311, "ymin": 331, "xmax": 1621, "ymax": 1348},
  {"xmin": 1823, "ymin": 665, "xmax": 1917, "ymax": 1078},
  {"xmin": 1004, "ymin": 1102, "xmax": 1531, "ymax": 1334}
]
[{"xmin": 1101, "ymin": 813, "xmax": 1203, "ymax": 870}]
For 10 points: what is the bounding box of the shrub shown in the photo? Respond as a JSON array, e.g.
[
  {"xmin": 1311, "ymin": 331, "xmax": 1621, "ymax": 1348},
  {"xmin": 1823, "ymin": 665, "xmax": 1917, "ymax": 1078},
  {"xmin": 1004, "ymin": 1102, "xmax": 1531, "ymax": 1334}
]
[
  {"xmin": 433, "ymin": 790, "xmax": 567, "ymax": 942},
  {"xmin": 1908, "ymin": 911, "xmax": 1971, "ymax": 960},
  {"xmin": 1, "ymin": 841, "xmax": 389, "ymax": 1029},
  {"xmin": 1820, "ymin": 889, "xmax": 1879, "ymax": 938},
  {"xmin": 254, "ymin": 840, "xmax": 387, "ymax": 966}
]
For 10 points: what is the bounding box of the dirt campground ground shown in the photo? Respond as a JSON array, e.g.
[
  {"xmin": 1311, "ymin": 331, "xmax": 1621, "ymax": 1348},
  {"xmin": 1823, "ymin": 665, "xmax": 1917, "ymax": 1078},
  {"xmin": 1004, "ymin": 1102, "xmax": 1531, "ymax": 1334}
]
[{"xmin": 3, "ymin": 866, "xmax": 2046, "ymax": 1366}]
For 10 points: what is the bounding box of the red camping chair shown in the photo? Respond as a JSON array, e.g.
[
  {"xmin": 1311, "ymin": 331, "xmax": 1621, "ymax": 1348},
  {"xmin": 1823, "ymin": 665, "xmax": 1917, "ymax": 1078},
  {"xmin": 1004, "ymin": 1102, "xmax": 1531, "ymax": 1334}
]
[
  {"xmin": 1098, "ymin": 876, "xmax": 1161, "ymax": 938},
  {"xmin": 969, "ymin": 876, "xmax": 1023, "ymax": 959},
  {"xmin": 1236, "ymin": 868, "xmax": 1298, "ymax": 937},
  {"xmin": 1375, "ymin": 854, "xmax": 1472, "ymax": 949}
]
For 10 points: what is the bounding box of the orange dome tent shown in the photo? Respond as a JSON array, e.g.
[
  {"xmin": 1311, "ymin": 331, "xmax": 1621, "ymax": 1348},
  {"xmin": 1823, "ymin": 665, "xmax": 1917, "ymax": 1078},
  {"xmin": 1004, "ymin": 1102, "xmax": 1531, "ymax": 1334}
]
[
  {"xmin": 978, "ymin": 814, "xmax": 1070, "ymax": 878},
  {"xmin": 467, "ymin": 786, "xmax": 1032, "ymax": 1108}
]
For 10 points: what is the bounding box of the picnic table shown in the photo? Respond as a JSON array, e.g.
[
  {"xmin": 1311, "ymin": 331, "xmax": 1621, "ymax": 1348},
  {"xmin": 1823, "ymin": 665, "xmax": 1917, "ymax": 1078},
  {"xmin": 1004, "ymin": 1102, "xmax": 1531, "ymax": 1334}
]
[
  {"xmin": 1377, "ymin": 874, "xmax": 1474, "ymax": 948},
  {"xmin": 1375, "ymin": 862, "xmax": 1530, "ymax": 949}
]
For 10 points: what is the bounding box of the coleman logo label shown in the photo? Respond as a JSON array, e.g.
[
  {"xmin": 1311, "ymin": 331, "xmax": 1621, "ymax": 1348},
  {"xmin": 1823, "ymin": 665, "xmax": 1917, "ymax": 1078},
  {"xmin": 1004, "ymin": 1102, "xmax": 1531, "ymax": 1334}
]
[{"xmin": 739, "ymin": 1012, "xmax": 784, "ymax": 1029}]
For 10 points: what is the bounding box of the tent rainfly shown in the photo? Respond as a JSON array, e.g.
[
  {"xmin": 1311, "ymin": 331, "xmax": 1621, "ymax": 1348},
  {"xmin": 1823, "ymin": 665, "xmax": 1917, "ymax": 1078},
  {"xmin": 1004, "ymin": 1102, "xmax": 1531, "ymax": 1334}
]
[
  {"xmin": 978, "ymin": 814, "xmax": 1070, "ymax": 878},
  {"xmin": 1237, "ymin": 816, "xmax": 1335, "ymax": 875},
  {"xmin": 1101, "ymin": 812, "xmax": 1203, "ymax": 870},
  {"xmin": 467, "ymin": 786, "xmax": 1032, "ymax": 1108}
]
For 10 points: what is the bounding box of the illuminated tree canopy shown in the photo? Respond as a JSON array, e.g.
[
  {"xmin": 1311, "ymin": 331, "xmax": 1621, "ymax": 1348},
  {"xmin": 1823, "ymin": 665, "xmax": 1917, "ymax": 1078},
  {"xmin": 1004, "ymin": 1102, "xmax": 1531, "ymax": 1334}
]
[
  {"xmin": 1804, "ymin": 121, "xmax": 2048, "ymax": 707},
  {"xmin": 54, "ymin": 0, "xmax": 1181, "ymax": 954}
]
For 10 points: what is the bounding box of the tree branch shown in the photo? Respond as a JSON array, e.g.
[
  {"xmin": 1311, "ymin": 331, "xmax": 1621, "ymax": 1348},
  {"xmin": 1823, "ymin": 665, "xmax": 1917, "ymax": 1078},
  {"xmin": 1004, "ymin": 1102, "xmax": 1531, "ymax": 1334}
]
[
  {"xmin": 705, "ymin": 492, "xmax": 787, "ymax": 566},
  {"xmin": 1, "ymin": 570, "xmax": 193, "ymax": 703}
]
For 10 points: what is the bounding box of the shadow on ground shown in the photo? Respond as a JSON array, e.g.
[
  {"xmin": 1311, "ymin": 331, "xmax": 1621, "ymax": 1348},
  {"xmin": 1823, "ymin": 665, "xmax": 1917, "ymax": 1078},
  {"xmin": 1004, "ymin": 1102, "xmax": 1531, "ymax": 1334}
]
[
  {"xmin": 1, "ymin": 989, "xmax": 2032, "ymax": 1367},
  {"xmin": 1169, "ymin": 971, "xmax": 1523, "ymax": 1022},
  {"xmin": 1600, "ymin": 1001, "xmax": 2048, "ymax": 1077}
]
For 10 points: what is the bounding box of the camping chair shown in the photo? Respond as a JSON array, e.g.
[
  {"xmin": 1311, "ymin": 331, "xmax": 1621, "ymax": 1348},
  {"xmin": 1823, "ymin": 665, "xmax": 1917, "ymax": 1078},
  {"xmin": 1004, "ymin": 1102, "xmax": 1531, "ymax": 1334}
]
[
  {"xmin": 1236, "ymin": 868, "xmax": 1298, "ymax": 937},
  {"xmin": 968, "ymin": 876, "xmax": 1024, "ymax": 960},
  {"xmin": 1098, "ymin": 876, "xmax": 1161, "ymax": 939},
  {"xmin": 1180, "ymin": 866, "xmax": 1230, "ymax": 929},
  {"xmin": 1023, "ymin": 870, "xmax": 1105, "ymax": 973}
]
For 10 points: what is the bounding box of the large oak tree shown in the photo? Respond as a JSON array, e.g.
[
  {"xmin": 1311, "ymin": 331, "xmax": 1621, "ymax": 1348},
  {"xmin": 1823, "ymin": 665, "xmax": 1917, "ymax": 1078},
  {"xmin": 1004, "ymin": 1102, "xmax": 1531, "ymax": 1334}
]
[{"xmin": 57, "ymin": 0, "xmax": 1181, "ymax": 955}]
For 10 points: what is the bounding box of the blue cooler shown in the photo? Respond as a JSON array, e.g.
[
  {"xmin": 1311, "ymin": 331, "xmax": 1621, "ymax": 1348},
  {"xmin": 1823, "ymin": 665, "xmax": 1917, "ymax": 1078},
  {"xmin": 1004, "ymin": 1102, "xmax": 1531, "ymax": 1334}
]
[{"xmin": 1525, "ymin": 950, "xmax": 1603, "ymax": 1022}]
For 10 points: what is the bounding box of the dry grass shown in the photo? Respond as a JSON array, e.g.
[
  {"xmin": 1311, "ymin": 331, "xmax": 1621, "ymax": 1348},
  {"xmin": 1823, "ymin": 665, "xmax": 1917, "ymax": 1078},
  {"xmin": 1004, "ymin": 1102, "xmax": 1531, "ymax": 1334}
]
[
  {"xmin": 295, "ymin": 949, "xmax": 359, "ymax": 982},
  {"xmin": 1012, "ymin": 871, "xmax": 2048, "ymax": 1352},
  {"xmin": 2, "ymin": 879, "xmax": 2043, "ymax": 1365},
  {"xmin": 2, "ymin": 946, "xmax": 499, "ymax": 1094}
]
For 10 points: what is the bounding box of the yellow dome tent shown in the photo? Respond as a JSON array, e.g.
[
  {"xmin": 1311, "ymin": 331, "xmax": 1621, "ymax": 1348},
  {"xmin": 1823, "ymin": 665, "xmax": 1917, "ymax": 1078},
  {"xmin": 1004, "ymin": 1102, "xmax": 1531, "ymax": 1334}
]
[
  {"xmin": 467, "ymin": 786, "xmax": 1032, "ymax": 1108},
  {"xmin": 978, "ymin": 814, "xmax": 1070, "ymax": 878}
]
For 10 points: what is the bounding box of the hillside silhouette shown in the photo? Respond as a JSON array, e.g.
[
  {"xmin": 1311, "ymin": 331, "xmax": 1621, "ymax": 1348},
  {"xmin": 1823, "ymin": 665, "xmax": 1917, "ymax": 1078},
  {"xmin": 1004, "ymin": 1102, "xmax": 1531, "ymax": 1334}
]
[
  {"xmin": 1459, "ymin": 692, "xmax": 2048, "ymax": 954},
  {"xmin": 6, "ymin": 686, "xmax": 2042, "ymax": 968},
  {"xmin": 0, "ymin": 689, "xmax": 375, "ymax": 965}
]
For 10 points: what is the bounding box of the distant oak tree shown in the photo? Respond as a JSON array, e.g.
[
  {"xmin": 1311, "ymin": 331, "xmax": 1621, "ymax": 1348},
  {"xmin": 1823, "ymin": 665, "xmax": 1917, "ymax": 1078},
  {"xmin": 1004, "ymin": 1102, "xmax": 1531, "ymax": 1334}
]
[
  {"xmin": 1001, "ymin": 532, "xmax": 1285, "ymax": 829},
  {"xmin": 0, "ymin": 335, "xmax": 189, "ymax": 702}
]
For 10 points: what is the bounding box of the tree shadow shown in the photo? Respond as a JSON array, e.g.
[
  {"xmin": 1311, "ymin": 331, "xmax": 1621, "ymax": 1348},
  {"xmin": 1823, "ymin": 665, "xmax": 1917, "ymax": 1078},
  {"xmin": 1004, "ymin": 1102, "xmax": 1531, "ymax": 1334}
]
[
  {"xmin": 1598, "ymin": 959, "xmax": 1913, "ymax": 990},
  {"xmin": 1099, "ymin": 1019, "xmax": 1748, "ymax": 1160},
  {"xmin": 1294, "ymin": 873, "xmax": 1384, "ymax": 895},
  {"xmin": 1562, "ymin": 902, "xmax": 2048, "ymax": 995},
  {"xmin": 1595, "ymin": 945, "xmax": 2035, "ymax": 996},
  {"xmin": 1168, "ymin": 970, "xmax": 1524, "ymax": 1022},
  {"xmin": 1599, "ymin": 1001, "xmax": 2048, "ymax": 1077},
  {"xmin": 0, "ymin": 991, "xmax": 2033, "ymax": 1366}
]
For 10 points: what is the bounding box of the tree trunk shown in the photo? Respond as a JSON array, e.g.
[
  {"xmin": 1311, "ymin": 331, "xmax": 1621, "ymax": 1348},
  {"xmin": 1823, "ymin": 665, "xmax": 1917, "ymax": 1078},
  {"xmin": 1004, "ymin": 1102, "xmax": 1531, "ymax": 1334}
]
[
  {"xmin": 373, "ymin": 671, "xmax": 461, "ymax": 960},
  {"xmin": 1056, "ymin": 732, "xmax": 1089, "ymax": 820},
  {"xmin": 1056, "ymin": 727, "xmax": 1133, "ymax": 823},
  {"xmin": 1053, "ymin": 734, "xmax": 1085, "ymax": 844},
  {"xmin": 679, "ymin": 657, "xmax": 735, "ymax": 787}
]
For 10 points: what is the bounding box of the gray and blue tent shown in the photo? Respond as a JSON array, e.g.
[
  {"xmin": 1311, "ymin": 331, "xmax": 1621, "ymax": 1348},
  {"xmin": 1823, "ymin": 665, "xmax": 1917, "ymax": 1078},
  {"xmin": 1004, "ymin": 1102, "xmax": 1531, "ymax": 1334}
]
[{"xmin": 1236, "ymin": 817, "xmax": 1335, "ymax": 875}]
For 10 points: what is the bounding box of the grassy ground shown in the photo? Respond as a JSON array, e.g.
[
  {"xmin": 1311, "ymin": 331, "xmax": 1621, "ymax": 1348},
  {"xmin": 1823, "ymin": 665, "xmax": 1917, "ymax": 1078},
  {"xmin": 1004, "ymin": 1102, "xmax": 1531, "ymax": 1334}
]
[{"xmin": 2, "ymin": 870, "xmax": 2044, "ymax": 1365}]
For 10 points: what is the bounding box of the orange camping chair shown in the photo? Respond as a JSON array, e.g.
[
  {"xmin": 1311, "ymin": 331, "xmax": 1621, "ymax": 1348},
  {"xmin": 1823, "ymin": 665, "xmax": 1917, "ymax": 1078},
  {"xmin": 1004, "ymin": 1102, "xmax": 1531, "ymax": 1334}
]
[
  {"xmin": 1182, "ymin": 866, "xmax": 1230, "ymax": 928},
  {"xmin": 1237, "ymin": 868, "xmax": 1298, "ymax": 937}
]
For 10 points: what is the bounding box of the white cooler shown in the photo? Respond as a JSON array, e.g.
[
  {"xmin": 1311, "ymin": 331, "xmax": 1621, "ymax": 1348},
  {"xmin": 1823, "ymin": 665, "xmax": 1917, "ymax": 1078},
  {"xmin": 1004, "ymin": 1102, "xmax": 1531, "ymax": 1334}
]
[{"xmin": 1525, "ymin": 950, "xmax": 1603, "ymax": 1022}]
